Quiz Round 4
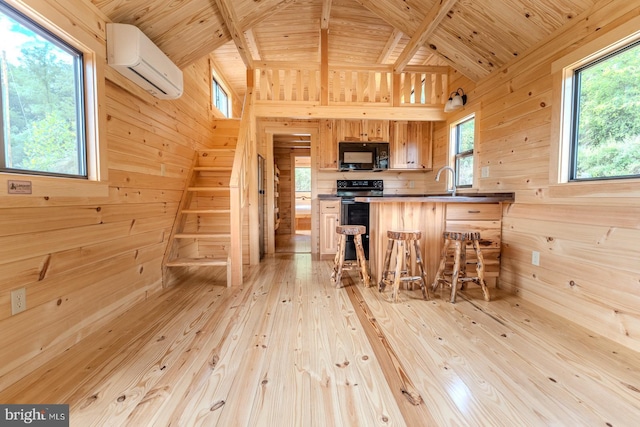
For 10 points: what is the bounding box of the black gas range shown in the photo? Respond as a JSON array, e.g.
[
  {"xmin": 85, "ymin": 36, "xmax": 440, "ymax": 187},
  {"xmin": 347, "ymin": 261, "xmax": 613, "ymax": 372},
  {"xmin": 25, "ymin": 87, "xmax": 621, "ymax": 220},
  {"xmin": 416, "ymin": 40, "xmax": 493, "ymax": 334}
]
[
  {"xmin": 336, "ymin": 179, "xmax": 384, "ymax": 199},
  {"xmin": 336, "ymin": 180, "xmax": 384, "ymax": 260}
]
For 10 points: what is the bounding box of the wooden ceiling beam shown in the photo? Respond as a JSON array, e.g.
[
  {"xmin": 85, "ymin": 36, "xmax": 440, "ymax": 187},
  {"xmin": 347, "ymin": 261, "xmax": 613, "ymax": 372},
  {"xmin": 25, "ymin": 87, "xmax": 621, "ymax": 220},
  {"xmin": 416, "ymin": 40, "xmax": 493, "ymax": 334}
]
[
  {"xmin": 245, "ymin": 29, "xmax": 261, "ymax": 61},
  {"xmin": 377, "ymin": 28, "xmax": 403, "ymax": 64},
  {"xmin": 321, "ymin": 0, "xmax": 332, "ymax": 30},
  {"xmin": 393, "ymin": 0, "xmax": 458, "ymax": 73},
  {"xmin": 214, "ymin": 0, "xmax": 255, "ymax": 69}
]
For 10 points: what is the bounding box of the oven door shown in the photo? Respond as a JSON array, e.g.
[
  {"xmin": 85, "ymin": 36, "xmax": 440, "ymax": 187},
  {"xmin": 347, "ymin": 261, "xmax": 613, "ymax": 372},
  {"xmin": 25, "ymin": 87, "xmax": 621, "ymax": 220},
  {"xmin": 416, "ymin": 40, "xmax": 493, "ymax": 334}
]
[{"xmin": 340, "ymin": 199, "xmax": 370, "ymax": 260}]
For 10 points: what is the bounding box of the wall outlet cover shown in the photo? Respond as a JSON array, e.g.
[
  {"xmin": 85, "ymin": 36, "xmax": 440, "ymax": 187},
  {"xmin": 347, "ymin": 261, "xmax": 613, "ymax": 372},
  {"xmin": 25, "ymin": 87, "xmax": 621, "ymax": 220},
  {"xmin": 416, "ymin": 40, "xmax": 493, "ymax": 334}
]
[
  {"xmin": 532, "ymin": 251, "xmax": 540, "ymax": 266},
  {"xmin": 11, "ymin": 287, "xmax": 26, "ymax": 315}
]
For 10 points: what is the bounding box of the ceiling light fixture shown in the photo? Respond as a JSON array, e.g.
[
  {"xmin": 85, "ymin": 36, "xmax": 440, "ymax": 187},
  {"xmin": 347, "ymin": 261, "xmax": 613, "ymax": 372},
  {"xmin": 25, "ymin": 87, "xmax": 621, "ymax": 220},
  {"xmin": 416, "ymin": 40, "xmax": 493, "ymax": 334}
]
[{"xmin": 444, "ymin": 88, "xmax": 467, "ymax": 112}]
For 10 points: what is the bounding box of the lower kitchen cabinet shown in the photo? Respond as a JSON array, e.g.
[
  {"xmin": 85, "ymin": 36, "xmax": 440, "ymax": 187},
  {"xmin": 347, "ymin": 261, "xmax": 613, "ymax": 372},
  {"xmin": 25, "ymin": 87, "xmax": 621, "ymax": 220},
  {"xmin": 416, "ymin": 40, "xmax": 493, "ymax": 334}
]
[{"xmin": 319, "ymin": 199, "xmax": 340, "ymax": 258}]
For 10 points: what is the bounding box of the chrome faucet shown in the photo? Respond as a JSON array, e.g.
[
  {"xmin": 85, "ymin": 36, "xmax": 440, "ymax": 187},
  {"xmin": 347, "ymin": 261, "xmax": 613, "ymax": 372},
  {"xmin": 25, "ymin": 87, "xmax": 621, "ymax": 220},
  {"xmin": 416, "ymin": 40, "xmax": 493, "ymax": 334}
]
[{"xmin": 435, "ymin": 166, "xmax": 457, "ymax": 197}]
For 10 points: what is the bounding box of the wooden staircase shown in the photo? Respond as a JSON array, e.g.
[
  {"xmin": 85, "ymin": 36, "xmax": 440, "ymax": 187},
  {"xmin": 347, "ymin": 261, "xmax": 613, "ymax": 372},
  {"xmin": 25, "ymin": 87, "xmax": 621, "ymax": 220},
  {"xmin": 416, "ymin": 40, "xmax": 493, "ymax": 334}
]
[{"xmin": 163, "ymin": 148, "xmax": 236, "ymax": 287}]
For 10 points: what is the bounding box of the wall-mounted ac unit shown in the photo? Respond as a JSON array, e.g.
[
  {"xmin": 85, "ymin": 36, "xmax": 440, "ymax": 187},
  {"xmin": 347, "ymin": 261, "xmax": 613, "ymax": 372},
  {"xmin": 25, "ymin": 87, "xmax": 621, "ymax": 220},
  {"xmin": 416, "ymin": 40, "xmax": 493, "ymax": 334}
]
[{"xmin": 106, "ymin": 23, "xmax": 183, "ymax": 100}]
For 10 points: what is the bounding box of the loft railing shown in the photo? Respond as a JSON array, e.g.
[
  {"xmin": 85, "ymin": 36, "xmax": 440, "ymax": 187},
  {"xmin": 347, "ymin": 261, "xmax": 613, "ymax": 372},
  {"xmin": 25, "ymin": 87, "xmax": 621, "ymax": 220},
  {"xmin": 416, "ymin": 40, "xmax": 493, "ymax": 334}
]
[
  {"xmin": 253, "ymin": 62, "xmax": 448, "ymax": 107},
  {"xmin": 228, "ymin": 87, "xmax": 255, "ymax": 286}
]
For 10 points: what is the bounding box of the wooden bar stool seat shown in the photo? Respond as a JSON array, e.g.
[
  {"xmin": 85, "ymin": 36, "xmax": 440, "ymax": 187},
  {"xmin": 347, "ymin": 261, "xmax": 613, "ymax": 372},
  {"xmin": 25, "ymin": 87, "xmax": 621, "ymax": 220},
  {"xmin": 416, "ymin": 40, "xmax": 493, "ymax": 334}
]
[
  {"xmin": 330, "ymin": 225, "xmax": 371, "ymax": 288},
  {"xmin": 378, "ymin": 230, "xmax": 429, "ymax": 302},
  {"xmin": 431, "ymin": 231, "xmax": 490, "ymax": 303}
]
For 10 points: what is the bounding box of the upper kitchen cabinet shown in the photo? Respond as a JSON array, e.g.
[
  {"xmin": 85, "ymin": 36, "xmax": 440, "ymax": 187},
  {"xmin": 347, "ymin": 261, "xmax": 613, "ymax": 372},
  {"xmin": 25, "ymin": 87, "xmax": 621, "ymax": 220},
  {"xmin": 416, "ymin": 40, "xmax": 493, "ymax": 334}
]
[
  {"xmin": 390, "ymin": 121, "xmax": 433, "ymax": 170},
  {"xmin": 318, "ymin": 119, "xmax": 338, "ymax": 170},
  {"xmin": 336, "ymin": 119, "xmax": 390, "ymax": 142}
]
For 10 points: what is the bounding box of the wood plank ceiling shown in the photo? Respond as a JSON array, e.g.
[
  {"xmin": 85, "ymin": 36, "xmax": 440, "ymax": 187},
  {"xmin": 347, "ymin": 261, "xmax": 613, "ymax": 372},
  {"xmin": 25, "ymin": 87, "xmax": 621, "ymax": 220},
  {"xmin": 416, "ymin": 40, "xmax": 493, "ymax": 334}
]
[{"xmin": 91, "ymin": 0, "xmax": 597, "ymax": 101}]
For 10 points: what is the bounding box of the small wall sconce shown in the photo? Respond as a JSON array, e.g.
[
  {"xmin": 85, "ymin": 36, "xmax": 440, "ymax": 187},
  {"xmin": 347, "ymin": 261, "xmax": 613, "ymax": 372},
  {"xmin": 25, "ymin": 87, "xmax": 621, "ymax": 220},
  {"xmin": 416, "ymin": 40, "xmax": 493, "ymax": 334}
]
[{"xmin": 444, "ymin": 88, "xmax": 467, "ymax": 112}]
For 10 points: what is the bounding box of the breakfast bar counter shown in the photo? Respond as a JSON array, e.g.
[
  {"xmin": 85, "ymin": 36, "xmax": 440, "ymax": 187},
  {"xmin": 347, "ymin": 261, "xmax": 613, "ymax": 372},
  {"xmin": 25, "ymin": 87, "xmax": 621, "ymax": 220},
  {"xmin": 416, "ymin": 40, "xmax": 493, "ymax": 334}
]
[{"xmin": 355, "ymin": 194, "xmax": 514, "ymax": 288}]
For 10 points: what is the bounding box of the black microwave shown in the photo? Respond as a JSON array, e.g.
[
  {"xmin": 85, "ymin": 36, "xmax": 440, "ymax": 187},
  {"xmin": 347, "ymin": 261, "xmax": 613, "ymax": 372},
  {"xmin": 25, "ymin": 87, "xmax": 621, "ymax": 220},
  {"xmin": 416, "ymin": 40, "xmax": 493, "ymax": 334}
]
[{"xmin": 338, "ymin": 142, "xmax": 389, "ymax": 171}]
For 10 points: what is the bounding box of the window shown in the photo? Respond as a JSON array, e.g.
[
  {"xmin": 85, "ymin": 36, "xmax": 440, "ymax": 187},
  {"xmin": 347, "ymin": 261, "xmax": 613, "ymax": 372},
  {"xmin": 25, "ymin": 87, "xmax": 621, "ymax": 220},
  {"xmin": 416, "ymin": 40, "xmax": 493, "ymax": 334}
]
[
  {"xmin": 213, "ymin": 77, "xmax": 229, "ymax": 117},
  {"xmin": 570, "ymin": 40, "xmax": 640, "ymax": 181},
  {"xmin": 295, "ymin": 167, "xmax": 311, "ymax": 192},
  {"xmin": 451, "ymin": 116, "xmax": 475, "ymax": 187},
  {"xmin": 0, "ymin": 2, "xmax": 86, "ymax": 178}
]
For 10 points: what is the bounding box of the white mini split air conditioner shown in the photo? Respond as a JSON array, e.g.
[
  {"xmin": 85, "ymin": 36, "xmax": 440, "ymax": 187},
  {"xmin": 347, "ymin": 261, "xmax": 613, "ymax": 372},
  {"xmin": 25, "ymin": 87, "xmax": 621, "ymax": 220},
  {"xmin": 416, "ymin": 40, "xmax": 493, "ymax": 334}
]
[{"xmin": 106, "ymin": 23, "xmax": 183, "ymax": 100}]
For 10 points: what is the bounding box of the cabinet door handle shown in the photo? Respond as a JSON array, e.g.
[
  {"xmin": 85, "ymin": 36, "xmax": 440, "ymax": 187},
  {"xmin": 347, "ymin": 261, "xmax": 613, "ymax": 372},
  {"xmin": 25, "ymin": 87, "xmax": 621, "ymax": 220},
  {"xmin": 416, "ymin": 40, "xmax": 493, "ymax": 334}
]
[{"xmin": 468, "ymin": 210, "xmax": 481, "ymax": 214}]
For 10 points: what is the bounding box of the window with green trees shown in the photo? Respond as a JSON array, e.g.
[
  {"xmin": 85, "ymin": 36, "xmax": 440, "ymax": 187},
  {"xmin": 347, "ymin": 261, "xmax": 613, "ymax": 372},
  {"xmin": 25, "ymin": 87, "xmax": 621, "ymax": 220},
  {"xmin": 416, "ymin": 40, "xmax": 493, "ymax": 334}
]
[
  {"xmin": 571, "ymin": 40, "xmax": 640, "ymax": 180},
  {"xmin": 0, "ymin": 3, "xmax": 86, "ymax": 178},
  {"xmin": 295, "ymin": 167, "xmax": 311, "ymax": 192},
  {"xmin": 452, "ymin": 116, "xmax": 474, "ymax": 187}
]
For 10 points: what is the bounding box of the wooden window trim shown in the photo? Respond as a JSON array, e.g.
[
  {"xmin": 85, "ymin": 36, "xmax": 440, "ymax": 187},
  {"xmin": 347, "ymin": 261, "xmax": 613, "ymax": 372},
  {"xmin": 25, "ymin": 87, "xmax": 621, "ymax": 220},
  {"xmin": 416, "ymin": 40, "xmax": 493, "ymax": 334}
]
[
  {"xmin": 1, "ymin": 0, "xmax": 109, "ymax": 198},
  {"xmin": 449, "ymin": 111, "xmax": 478, "ymax": 190},
  {"xmin": 549, "ymin": 14, "xmax": 640, "ymax": 199}
]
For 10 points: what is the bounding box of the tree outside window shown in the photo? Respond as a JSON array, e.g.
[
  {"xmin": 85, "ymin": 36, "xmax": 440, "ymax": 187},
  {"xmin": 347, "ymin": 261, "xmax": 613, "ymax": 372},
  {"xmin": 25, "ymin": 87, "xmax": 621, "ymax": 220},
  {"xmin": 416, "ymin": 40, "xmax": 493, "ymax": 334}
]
[
  {"xmin": 0, "ymin": 3, "xmax": 86, "ymax": 177},
  {"xmin": 295, "ymin": 167, "xmax": 311, "ymax": 192},
  {"xmin": 571, "ymin": 40, "xmax": 640, "ymax": 180},
  {"xmin": 452, "ymin": 116, "xmax": 474, "ymax": 187}
]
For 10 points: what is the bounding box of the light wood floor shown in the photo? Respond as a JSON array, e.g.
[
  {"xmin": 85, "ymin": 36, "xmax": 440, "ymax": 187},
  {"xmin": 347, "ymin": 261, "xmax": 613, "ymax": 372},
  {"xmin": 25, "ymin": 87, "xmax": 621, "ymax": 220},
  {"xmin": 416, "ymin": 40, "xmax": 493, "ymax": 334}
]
[
  {"xmin": 2, "ymin": 254, "xmax": 640, "ymax": 426},
  {"xmin": 276, "ymin": 232, "xmax": 311, "ymax": 253}
]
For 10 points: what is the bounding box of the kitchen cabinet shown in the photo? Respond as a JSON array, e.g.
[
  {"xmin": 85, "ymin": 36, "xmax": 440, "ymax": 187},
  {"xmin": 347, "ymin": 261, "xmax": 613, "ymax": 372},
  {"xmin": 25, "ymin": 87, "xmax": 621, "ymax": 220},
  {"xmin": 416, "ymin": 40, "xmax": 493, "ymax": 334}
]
[
  {"xmin": 319, "ymin": 199, "xmax": 341, "ymax": 258},
  {"xmin": 336, "ymin": 119, "xmax": 389, "ymax": 142},
  {"xmin": 366, "ymin": 198, "xmax": 507, "ymax": 285},
  {"xmin": 318, "ymin": 119, "xmax": 338, "ymax": 170},
  {"xmin": 390, "ymin": 121, "xmax": 433, "ymax": 170}
]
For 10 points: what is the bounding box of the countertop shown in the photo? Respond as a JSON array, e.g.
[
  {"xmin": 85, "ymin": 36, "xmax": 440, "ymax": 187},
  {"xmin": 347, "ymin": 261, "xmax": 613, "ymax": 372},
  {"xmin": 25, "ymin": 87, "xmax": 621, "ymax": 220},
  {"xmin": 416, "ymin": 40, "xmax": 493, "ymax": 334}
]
[
  {"xmin": 318, "ymin": 194, "xmax": 341, "ymax": 200},
  {"xmin": 354, "ymin": 193, "xmax": 515, "ymax": 203}
]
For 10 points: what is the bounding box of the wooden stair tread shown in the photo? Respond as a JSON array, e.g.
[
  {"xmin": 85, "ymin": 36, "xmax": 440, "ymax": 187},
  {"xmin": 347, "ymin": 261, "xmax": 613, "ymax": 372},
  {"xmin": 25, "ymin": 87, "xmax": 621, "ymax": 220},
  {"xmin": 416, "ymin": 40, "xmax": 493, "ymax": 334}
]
[
  {"xmin": 165, "ymin": 258, "xmax": 227, "ymax": 267},
  {"xmin": 173, "ymin": 233, "xmax": 231, "ymax": 239},
  {"xmin": 181, "ymin": 209, "xmax": 231, "ymax": 214},
  {"xmin": 198, "ymin": 148, "xmax": 235, "ymax": 153},
  {"xmin": 194, "ymin": 166, "xmax": 233, "ymax": 171},
  {"xmin": 187, "ymin": 186, "xmax": 230, "ymax": 192}
]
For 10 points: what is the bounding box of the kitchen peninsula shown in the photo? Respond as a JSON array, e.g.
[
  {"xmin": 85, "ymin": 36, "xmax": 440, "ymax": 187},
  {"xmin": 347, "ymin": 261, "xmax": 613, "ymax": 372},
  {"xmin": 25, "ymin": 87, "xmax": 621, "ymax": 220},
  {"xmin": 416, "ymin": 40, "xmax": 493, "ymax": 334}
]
[{"xmin": 356, "ymin": 194, "xmax": 514, "ymax": 290}]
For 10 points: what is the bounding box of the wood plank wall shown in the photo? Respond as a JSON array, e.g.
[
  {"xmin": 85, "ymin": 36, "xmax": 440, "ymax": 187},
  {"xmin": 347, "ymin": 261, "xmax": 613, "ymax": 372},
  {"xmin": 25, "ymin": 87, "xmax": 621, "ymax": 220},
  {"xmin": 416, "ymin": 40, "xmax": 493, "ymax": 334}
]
[
  {"xmin": 274, "ymin": 147, "xmax": 294, "ymax": 235},
  {"xmin": 430, "ymin": 2, "xmax": 640, "ymax": 352},
  {"xmin": 0, "ymin": 0, "xmax": 234, "ymax": 388}
]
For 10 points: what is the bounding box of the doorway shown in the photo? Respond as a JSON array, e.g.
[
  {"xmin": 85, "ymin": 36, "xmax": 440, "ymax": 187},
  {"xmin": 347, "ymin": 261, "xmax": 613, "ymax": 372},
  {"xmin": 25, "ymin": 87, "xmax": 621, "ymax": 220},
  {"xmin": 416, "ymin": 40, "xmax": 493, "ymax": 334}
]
[
  {"xmin": 293, "ymin": 155, "xmax": 311, "ymax": 236},
  {"xmin": 273, "ymin": 134, "xmax": 311, "ymax": 253}
]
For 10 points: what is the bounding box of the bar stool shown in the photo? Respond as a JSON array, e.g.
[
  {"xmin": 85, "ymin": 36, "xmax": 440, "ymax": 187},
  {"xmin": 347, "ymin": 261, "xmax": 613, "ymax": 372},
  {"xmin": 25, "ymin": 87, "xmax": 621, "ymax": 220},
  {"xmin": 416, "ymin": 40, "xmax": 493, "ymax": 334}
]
[
  {"xmin": 378, "ymin": 230, "xmax": 429, "ymax": 302},
  {"xmin": 431, "ymin": 231, "xmax": 490, "ymax": 303},
  {"xmin": 331, "ymin": 225, "xmax": 370, "ymax": 288}
]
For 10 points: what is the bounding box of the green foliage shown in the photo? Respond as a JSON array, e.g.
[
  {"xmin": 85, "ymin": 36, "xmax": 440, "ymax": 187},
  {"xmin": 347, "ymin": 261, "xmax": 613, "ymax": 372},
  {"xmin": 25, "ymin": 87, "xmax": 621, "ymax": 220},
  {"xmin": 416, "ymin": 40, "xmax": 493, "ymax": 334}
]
[
  {"xmin": 458, "ymin": 118, "xmax": 474, "ymax": 152},
  {"xmin": 576, "ymin": 135, "xmax": 640, "ymax": 178},
  {"xmin": 2, "ymin": 11, "xmax": 82, "ymax": 175},
  {"xmin": 23, "ymin": 110, "xmax": 78, "ymax": 173},
  {"xmin": 295, "ymin": 167, "xmax": 311, "ymax": 192},
  {"xmin": 454, "ymin": 118, "xmax": 474, "ymax": 186},
  {"xmin": 575, "ymin": 42, "xmax": 640, "ymax": 178}
]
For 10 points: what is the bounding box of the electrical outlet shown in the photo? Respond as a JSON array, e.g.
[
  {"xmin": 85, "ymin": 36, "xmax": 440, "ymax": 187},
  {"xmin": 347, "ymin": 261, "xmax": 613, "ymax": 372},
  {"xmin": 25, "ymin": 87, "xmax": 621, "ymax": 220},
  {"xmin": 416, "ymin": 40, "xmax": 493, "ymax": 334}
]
[
  {"xmin": 11, "ymin": 287, "xmax": 26, "ymax": 315},
  {"xmin": 409, "ymin": 180, "xmax": 415, "ymax": 189},
  {"xmin": 481, "ymin": 166, "xmax": 490, "ymax": 178},
  {"xmin": 531, "ymin": 251, "xmax": 540, "ymax": 266}
]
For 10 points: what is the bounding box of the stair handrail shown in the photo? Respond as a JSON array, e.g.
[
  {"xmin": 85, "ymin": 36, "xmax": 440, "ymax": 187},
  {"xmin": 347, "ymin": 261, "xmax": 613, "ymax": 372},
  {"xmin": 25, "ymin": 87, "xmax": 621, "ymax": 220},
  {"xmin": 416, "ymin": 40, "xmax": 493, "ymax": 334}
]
[{"xmin": 228, "ymin": 87, "xmax": 255, "ymax": 286}]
